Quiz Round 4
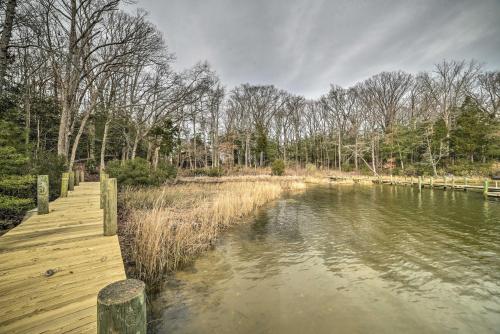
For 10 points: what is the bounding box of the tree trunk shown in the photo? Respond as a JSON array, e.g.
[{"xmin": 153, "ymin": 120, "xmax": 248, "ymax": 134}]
[
  {"xmin": 100, "ymin": 119, "xmax": 110, "ymax": 171},
  {"xmin": 371, "ymin": 136, "xmax": 377, "ymax": 175},
  {"xmin": 354, "ymin": 135, "xmax": 358, "ymax": 171},
  {"xmin": 152, "ymin": 146, "xmax": 160, "ymax": 170},
  {"xmin": 337, "ymin": 132, "xmax": 342, "ymax": 172},
  {"xmin": 68, "ymin": 109, "xmax": 92, "ymax": 171},
  {"xmin": 0, "ymin": 0, "xmax": 16, "ymax": 93},
  {"xmin": 131, "ymin": 131, "xmax": 140, "ymax": 160}
]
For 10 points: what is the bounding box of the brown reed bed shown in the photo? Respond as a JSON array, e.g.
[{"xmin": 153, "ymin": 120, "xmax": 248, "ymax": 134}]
[{"xmin": 119, "ymin": 179, "xmax": 306, "ymax": 284}]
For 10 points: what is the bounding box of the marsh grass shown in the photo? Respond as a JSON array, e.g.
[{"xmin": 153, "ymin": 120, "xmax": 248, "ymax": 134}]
[{"xmin": 120, "ymin": 180, "xmax": 305, "ymax": 283}]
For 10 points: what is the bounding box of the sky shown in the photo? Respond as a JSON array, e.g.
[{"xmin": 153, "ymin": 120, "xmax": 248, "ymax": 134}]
[{"xmin": 130, "ymin": 0, "xmax": 500, "ymax": 99}]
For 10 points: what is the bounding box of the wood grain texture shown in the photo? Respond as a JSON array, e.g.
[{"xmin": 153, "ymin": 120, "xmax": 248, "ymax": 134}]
[{"xmin": 0, "ymin": 182, "xmax": 126, "ymax": 334}]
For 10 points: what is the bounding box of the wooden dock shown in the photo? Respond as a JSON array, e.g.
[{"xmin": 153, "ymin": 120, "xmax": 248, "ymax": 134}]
[
  {"xmin": 329, "ymin": 175, "xmax": 500, "ymax": 198},
  {"xmin": 0, "ymin": 181, "xmax": 126, "ymax": 333}
]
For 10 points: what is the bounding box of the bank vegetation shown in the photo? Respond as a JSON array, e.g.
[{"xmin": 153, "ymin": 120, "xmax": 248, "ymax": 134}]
[{"xmin": 119, "ymin": 178, "xmax": 306, "ymax": 283}]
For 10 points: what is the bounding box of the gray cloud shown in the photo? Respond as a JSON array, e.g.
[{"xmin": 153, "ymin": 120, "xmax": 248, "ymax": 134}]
[{"xmin": 131, "ymin": 0, "xmax": 500, "ymax": 98}]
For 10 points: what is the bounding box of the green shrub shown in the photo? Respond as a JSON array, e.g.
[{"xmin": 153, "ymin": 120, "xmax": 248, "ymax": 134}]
[
  {"xmin": 0, "ymin": 146, "xmax": 28, "ymax": 175},
  {"xmin": 0, "ymin": 175, "xmax": 36, "ymax": 198},
  {"xmin": 305, "ymin": 163, "xmax": 317, "ymax": 174},
  {"xmin": 184, "ymin": 167, "xmax": 224, "ymax": 177},
  {"xmin": 445, "ymin": 161, "xmax": 492, "ymax": 177},
  {"xmin": 85, "ymin": 158, "xmax": 97, "ymax": 174},
  {"xmin": 106, "ymin": 158, "xmax": 177, "ymax": 187},
  {"xmin": 271, "ymin": 159, "xmax": 285, "ymax": 176},
  {"xmin": 0, "ymin": 194, "xmax": 35, "ymax": 220},
  {"xmin": 151, "ymin": 162, "xmax": 178, "ymax": 184},
  {"xmin": 30, "ymin": 151, "xmax": 67, "ymax": 200}
]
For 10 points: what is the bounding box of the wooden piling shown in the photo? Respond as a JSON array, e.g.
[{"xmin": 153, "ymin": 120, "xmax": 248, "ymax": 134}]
[
  {"xmin": 390, "ymin": 174, "xmax": 394, "ymax": 185},
  {"xmin": 74, "ymin": 169, "xmax": 80, "ymax": 186},
  {"xmin": 97, "ymin": 279, "xmax": 146, "ymax": 334},
  {"xmin": 68, "ymin": 171, "xmax": 75, "ymax": 191},
  {"xmin": 483, "ymin": 179, "xmax": 489, "ymax": 197},
  {"xmin": 60, "ymin": 173, "xmax": 69, "ymax": 198},
  {"xmin": 430, "ymin": 177, "xmax": 433, "ymax": 188},
  {"xmin": 80, "ymin": 170, "xmax": 85, "ymax": 182},
  {"xmin": 451, "ymin": 176, "xmax": 455, "ymax": 190},
  {"xmin": 37, "ymin": 175, "xmax": 49, "ymax": 215},
  {"xmin": 443, "ymin": 176, "xmax": 447, "ymax": 190},
  {"xmin": 418, "ymin": 176, "xmax": 422, "ymax": 192},
  {"xmin": 103, "ymin": 178, "xmax": 117, "ymax": 236}
]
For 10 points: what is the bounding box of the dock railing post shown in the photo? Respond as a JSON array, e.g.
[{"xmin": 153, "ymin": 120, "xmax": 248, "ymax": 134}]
[
  {"xmin": 97, "ymin": 279, "xmax": 146, "ymax": 334},
  {"xmin": 430, "ymin": 177, "xmax": 433, "ymax": 188},
  {"xmin": 68, "ymin": 171, "xmax": 75, "ymax": 191},
  {"xmin": 60, "ymin": 173, "xmax": 69, "ymax": 197},
  {"xmin": 418, "ymin": 176, "xmax": 422, "ymax": 192},
  {"xmin": 37, "ymin": 175, "xmax": 49, "ymax": 215},
  {"xmin": 483, "ymin": 179, "xmax": 489, "ymax": 197},
  {"xmin": 103, "ymin": 177, "xmax": 117, "ymax": 236},
  {"xmin": 80, "ymin": 169, "xmax": 85, "ymax": 182}
]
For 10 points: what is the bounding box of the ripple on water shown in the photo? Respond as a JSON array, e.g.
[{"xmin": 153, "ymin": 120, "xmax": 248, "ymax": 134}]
[{"xmin": 151, "ymin": 185, "xmax": 500, "ymax": 334}]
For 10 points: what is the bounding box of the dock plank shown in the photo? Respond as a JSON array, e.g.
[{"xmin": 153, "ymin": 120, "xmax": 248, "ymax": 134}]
[{"xmin": 0, "ymin": 182, "xmax": 126, "ymax": 334}]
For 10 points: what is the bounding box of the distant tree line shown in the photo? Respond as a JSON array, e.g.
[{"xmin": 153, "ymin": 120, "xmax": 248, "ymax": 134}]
[{"xmin": 0, "ymin": 0, "xmax": 499, "ymax": 181}]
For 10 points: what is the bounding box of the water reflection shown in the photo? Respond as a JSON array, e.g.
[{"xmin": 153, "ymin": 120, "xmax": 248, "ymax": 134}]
[{"xmin": 150, "ymin": 185, "xmax": 500, "ymax": 334}]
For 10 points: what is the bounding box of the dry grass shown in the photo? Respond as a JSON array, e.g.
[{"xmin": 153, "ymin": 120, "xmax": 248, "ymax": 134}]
[{"xmin": 120, "ymin": 180, "xmax": 305, "ymax": 283}]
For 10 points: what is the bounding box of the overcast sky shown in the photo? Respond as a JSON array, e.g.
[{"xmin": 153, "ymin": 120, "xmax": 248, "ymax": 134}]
[{"xmin": 130, "ymin": 0, "xmax": 500, "ymax": 98}]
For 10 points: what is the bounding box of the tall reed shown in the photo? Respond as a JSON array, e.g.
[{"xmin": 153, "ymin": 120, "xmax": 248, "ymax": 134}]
[{"xmin": 121, "ymin": 181, "xmax": 304, "ymax": 283}]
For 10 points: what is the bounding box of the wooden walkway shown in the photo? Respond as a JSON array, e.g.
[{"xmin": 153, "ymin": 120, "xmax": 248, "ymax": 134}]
[
  {"xmin": 329, "ymin": 176, "xmax": 500, "ymax": 198},
  {"xmin": 0, "ymin": 182, "xmax": 125, "ymax": 333}
]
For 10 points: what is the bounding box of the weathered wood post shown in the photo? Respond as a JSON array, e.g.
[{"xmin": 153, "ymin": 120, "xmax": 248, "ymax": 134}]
[
  {"xmin": 68, "ymin": 171, "xmax": 75, "ymax": 191},
  {"xmin": 75, "ymin": 169, "xmax": 80, "ymax": 186},
  {"xmin": 443, "ymin": 176, "xmax": 447, "ymax": 190},
  {"xmin": 430, "ymin": 177, "xmax": 434, "ymax": 188},
  {"xmin": 390, "ymin": 174, "xmax": 394, "ymax": 185},
  {"xmin": 80, "ymin": 170, "xmax": 85, "ymax": 182},
  {"xmin": 37, "ymin": 175, "xmax": 49, "ymax": 215},
  {"xmin": 97, "ymin": 279, "xmax": 146, "ymax": 334},
  {"xmin": 60, "ymin": 173, "xmax": 69, "ymax": 198},
  {"xmin": 418, "ymin": 176, "xmax": 422, "ymax": 192},
  {"xmin": 451, "ymin": 176, "xmax": 455, "ymax": 190},
  {"xmin": 104, "ymin": 178, "xmax": 117, "ymax": 236},
  {"xmin": 483, "ymin": 179, "xmax": 489, "ymax": 197},
  {"xmin": 464, "ymin": 177, "xmax": 468, "ymax": 187}
]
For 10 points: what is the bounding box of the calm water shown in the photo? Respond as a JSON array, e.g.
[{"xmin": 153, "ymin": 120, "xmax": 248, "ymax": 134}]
[{"xmin": 150, "ymin": 185, "xmax": 500, "ymax": 333}]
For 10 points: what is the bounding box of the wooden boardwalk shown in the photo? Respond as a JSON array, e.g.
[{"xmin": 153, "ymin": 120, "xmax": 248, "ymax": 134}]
[
  {"xmin": 0, "ymin": 182, "xmax": 125, "ymax": 333},
  {"xmin": 329, "ymin": 176, "xmax": 500, "ymax": 198}
]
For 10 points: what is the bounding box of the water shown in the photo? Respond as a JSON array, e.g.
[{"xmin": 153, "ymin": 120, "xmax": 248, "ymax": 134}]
[{"xmin": 150, "ymin": 185, "xmax": 500, "ymax": 333}]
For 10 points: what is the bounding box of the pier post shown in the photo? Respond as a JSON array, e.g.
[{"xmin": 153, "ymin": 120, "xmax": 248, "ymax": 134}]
[
  {"xmin": 390, "ymin": 174, "xmax": 394, "ymax": 185},
  {"xmin": 430, "ymin": 177, "xmax": 433, "ymax": 188},
  {"xmin": 80, "ymin": 170, "xmax": 85, "ymax": 182},
  {"xmin": 37, "ymin": 175, "xmax": 49, "ymax": 215},
  {"xmin": 60, "ymin": 173, "xmax": 69, "ymax": 197},
  {"xmin": 452, "ymin": 176, "xmax": 455, "ymax": 190},
  {"xmin": 464, "ymin": 177, "xmax": 468, "ymax": 187},
  {"xmin": 103, "ymin": 178, "xmax": 117, "ymax": 236},
  {"xmin": 75, "ymin": 169, "xmax": 80, "ymax": 186},
  {"xmin": 418, "ymin": 176, "xmax": 422, "ymax": 192},
  {"xmin": 97, "ymin": 279, "xmax": 146, "ymax": 334},
  {"xmin": 483, "ymin": 179, "xmax": 489, "ymax": 197},
  {"xmin": 443, "ymin": 176, "xmax": 447, "ymax": 190},
  {"xmin": 68, "ymin": 171, "xmax": 75, "ymax": 191}
]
